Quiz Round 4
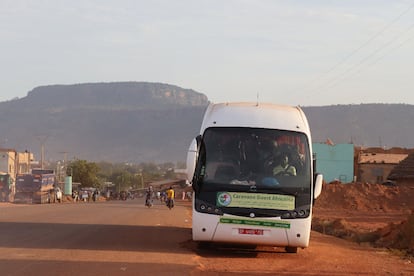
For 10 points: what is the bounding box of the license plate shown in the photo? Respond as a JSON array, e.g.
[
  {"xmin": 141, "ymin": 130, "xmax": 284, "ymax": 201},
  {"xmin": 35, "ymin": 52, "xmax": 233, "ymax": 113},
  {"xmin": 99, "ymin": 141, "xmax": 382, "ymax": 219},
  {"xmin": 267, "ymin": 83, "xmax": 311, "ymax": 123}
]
[{"xmin": 238, "ymin": 228, "xmax": 264, "ymax": 235}]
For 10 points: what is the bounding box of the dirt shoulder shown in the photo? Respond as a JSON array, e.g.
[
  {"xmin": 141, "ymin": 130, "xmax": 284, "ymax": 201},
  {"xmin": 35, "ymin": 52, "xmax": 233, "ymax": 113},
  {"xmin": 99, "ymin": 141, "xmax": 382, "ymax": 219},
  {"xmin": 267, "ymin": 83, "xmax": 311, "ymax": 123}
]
[{"xmin": 312, "ymin": 182, "xmax": 414, "ymax": 256}]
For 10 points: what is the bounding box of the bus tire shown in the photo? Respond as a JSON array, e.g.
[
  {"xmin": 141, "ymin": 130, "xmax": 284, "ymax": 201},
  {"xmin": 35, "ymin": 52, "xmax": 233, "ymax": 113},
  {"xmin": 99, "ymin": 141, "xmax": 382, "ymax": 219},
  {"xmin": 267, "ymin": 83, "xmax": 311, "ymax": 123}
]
[
  {"xmin": 197, "ymin": 241, "xmax": 212, "ymax": 250},
  {"xmin": 285, "ymin": 246, "xmax": 298, "ymax": 253}
]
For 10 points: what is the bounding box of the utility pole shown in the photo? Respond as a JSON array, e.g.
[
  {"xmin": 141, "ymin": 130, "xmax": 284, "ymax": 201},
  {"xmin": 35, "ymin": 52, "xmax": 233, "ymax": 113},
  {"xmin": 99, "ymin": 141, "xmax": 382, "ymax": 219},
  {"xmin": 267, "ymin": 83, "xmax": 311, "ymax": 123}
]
[
  {"xmin": 59, "ymin": 151, "xmax": 68, "ymax": 173},
  {"xmin": 136, "ymin": 173, "xmax": 144, "ymax": 189},
  {"xmin": 41, "ymin": 143, "xmax": 44, "ymax": 169},
  {"xmin": 36, "ymin": 135, "xmax": 48, "ymax": 170},
  {"xmin": 25, "ymin": 150, "xmax": 31, "ymax": 173}
]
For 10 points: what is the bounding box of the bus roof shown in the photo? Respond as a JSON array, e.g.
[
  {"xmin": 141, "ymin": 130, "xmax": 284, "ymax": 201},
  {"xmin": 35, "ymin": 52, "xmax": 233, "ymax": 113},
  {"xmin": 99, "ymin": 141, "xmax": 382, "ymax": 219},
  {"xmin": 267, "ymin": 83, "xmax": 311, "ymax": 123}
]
[{"xmin": 200, "ymin": 102, "xmax": 311, "ymax": 135}]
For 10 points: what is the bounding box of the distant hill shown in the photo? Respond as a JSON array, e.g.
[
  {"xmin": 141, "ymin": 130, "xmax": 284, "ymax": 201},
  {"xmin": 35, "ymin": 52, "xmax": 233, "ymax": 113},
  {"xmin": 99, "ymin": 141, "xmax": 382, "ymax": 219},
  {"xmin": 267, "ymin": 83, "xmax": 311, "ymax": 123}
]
[
  {"xmin": 0, "ymin": 82, "xmax": 209, "ymax": 163},
  {"xmin": 302, "ymin": 104, "xmax": 414, "ymax": 148},
  {"xmin": 0, "ymin": 82, "xmax": 413, "ymax": 163}
]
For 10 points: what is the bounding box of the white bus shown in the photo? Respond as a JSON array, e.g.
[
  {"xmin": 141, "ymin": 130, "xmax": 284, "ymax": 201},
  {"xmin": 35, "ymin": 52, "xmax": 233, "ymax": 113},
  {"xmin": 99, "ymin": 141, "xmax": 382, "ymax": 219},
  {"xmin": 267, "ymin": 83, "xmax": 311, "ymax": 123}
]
[{"xmin": 186, "ymin": 102, "xmax": 323, "ymax": 253}]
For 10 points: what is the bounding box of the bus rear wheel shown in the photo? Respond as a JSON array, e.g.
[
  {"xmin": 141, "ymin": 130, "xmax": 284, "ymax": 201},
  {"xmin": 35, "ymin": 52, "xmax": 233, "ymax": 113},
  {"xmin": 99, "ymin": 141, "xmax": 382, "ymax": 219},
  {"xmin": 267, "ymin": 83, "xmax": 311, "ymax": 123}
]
[{"xmin": 285, "ymin": 246, "xmax": 298, "ymax": 253}]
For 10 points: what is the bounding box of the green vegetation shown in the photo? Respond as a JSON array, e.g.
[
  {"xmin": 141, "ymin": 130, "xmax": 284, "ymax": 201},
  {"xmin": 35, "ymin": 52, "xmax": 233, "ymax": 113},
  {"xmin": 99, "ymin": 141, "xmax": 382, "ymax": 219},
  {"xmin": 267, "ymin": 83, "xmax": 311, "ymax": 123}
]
[
  {"xmin": 68, "ymin": 159, "xmax": 100, "ymax": 188},
  {"xmin": 66, "ymin": 159, "xmax": 184, "ymax": 191}
]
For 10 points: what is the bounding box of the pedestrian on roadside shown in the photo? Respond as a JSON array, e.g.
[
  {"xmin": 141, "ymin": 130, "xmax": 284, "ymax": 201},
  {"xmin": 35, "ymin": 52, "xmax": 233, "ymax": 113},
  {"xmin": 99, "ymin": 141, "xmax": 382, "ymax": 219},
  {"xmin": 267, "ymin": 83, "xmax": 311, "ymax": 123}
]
[
  {"xmin": 56, "ymin": 187, "xmax": 62, "ymax": 203},
  {"xmin": 166, "ymin": 186, "xmax": 175, "ymax": 209}
]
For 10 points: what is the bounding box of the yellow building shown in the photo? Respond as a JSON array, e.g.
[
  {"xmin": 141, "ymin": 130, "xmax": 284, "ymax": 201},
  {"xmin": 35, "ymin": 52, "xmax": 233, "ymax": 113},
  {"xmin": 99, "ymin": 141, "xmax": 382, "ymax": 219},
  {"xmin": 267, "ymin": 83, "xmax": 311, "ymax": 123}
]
[
  {"xmin": 17, "ymin": 151, "xmax": 34, "ymax": 174},
  {"xmin": 0, "ymin": 148, "xmax": 17, "ymax": 201},
  {"xmin": 0, "ymin": 149, "xmax": 35, "ymax": 201}
]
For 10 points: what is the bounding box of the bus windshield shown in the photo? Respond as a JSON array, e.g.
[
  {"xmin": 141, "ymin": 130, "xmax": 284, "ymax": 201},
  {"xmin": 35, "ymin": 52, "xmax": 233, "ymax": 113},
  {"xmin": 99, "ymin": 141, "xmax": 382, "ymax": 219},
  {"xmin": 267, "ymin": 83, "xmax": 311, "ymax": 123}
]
[{"xmin": 196, "ymin": 127, "xmax": 311, "ymax": 191}]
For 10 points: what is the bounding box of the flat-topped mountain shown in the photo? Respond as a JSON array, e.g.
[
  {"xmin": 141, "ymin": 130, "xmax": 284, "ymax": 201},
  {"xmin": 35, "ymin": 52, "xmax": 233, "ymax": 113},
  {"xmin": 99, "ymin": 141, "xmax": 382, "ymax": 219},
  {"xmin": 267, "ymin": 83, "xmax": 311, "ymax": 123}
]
[{"xmin": 1, "ymin": 82, "xmax": 413, "ymax": 163}]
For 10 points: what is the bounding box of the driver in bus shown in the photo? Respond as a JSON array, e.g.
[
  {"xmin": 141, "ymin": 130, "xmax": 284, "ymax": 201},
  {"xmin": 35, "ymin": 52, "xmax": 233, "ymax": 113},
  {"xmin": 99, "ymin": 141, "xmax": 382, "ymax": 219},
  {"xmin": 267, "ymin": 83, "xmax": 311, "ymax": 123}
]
[{"xmin": 273, "ymin": 153, "xmax": 297, "ymax": 176}]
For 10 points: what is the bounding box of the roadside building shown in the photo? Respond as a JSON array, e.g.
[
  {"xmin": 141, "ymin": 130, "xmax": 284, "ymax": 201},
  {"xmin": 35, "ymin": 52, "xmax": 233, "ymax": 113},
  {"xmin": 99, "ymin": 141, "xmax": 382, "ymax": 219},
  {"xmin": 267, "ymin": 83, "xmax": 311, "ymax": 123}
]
[
  {"xmin": 0, "ymin": 148, "xmax": 17, "ymax": 175},
  {"xmin": 357, "ymin": 152, "xmax": 408, "ymax": 184},
  {"xmin": 387, "ymin": 153, "xmax": 414, "ymax": 186},
  {"xmin": 0, "ymin": 148, "xmax": 17, "ymax": 201},
  {"xmin": 16, "ymin": 150, "xmax": 33, "ymax": 174},
  {"xmin": 173, "ymin": 168, "xmax": 187, "ymax": 180},
  {"xmin": 313, "ymin": 142, "xmax": 354, "ymax": 183}
]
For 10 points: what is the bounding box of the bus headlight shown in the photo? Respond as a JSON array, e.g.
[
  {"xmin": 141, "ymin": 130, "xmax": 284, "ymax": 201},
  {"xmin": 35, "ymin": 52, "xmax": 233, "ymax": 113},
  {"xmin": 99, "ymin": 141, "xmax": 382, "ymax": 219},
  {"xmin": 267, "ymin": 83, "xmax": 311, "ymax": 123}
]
[
  {"xmin": 298, "ymin": 210, "xmax": 306, "ymax": 216},
  {"xmin": 196, "ymin": 200, "xmax": 223, "ymax": 215},
  {"xmin": 281, "ymin": 209, "xmax": 309, "ymax": 219}
]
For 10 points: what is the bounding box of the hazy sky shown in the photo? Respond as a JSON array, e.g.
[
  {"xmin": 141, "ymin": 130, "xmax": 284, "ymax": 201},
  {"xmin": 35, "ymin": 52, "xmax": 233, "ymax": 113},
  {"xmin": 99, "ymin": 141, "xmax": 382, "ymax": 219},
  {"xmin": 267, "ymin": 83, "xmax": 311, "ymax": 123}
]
[{"xmin": 1, "ymin": 0, "xmax": 414, "ymax": 106}]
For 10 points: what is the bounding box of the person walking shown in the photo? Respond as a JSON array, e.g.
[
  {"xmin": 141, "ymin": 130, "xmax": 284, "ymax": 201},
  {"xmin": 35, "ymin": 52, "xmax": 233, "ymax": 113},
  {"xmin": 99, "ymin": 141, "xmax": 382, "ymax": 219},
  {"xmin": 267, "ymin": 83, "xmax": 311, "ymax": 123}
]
[
  {"xmin": 56, "ymin": 187, "xmax": 62, "ymax": 203},
  {"xmin": 145, "ymin": 186, "xmax": 154, "ymax": 207},
  {"xmin": 166, "ymin": 186, "xmax": 175, "ymax": 209}
]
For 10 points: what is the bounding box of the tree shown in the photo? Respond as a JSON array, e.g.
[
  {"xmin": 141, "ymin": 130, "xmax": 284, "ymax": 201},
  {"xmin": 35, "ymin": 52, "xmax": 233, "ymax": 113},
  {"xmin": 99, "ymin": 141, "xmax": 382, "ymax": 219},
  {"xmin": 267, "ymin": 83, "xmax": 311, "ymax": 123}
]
[
  {"xmin": 68, "ymin": 159, "xmax": 100, "ymax": 188},
  {"xmin": 113, "ymin": 171, "xmax": 132, "ymax": 192}
]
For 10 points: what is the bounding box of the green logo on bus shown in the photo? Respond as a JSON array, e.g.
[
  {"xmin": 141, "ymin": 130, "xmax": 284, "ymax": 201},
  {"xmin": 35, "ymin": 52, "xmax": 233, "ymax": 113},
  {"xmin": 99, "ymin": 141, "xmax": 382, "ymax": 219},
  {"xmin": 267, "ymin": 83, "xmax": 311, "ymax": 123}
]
[
  {"xmin": 216, "ymin": 191, "xmax": 295, "ymax": 210},
  {"xmin": 217, "ymin": 192, "xmax": 232, "ymax": 206}
]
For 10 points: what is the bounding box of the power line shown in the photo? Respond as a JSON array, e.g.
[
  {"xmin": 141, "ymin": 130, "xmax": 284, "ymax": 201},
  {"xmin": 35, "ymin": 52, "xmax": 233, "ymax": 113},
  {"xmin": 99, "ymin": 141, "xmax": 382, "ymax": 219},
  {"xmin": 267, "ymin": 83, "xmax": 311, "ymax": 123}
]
[
  {"xmin": 332, "ymin": 24, "xmax": 414, "ymax": 87},
  {"xmin": 315, "ymin": 21, "xmax": 414, "ymax": 91},
  {"xmin": 319, "ymin": 1, "xmax": 414, "ymax": 78},
  {"xmin": 296, "ymin": 1, "xmax": 414, "ymax": 97}
]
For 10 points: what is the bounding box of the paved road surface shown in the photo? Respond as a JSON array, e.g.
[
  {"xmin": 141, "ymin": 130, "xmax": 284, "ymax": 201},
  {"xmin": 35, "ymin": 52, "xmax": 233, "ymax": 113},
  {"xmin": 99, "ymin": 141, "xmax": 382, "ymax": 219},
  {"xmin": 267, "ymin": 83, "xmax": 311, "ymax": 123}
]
[{"xmin": 0, "ymin": 199, "xmax": 412, "ymax": 275}]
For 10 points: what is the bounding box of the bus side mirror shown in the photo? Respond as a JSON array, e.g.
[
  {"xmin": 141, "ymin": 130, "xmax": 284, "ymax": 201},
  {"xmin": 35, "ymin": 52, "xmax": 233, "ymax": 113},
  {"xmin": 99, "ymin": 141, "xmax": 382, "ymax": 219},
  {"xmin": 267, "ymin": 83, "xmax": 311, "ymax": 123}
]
[
  {"xmin": 314, "ymin": 173, "xmax": 323, "ymax": 199},
  {"xmin": 186, "ymin": 138, "xmax": 198, "ymax": 184}
]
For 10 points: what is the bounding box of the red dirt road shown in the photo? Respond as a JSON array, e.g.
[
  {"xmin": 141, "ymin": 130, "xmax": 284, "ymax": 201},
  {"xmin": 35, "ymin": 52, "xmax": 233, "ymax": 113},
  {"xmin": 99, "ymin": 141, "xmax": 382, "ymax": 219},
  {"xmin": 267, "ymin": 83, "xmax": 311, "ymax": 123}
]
[
  {"xmin": 191, "ymin": 232, "xmax": 412, "ymax": 275},
  {"xmin": 0, "ymin": 197, "xmax": 413, "ymax": 275}
]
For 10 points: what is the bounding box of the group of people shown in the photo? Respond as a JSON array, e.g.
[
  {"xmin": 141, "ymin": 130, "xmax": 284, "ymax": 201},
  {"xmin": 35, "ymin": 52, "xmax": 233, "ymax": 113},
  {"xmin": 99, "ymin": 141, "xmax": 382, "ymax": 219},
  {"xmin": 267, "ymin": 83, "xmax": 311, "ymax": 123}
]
[
  {"xmin": 145, "ymin": 186, "xmax": 175, "ymax": 209},
  {"xmin": 71, "ymin": 189, "xmax": 100, "ymax": 202},
  {"xmin": 208, "ymin": 130, "xmax": 302, "ymax": 180}
]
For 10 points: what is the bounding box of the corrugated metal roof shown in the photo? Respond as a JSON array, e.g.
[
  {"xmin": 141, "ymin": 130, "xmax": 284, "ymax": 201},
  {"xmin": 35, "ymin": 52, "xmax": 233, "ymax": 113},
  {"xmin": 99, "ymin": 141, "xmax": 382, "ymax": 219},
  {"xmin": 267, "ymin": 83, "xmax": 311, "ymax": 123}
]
[
  {"xmin": 388, "ymin": 152, "xmax": 414, "ymax": 180},
  {"xmin": 359, "ymin": 153, "xmax": 408, "ymax": 164}
]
